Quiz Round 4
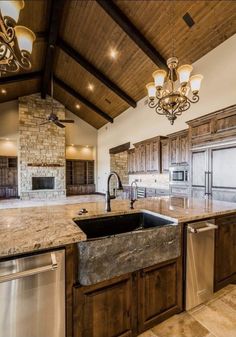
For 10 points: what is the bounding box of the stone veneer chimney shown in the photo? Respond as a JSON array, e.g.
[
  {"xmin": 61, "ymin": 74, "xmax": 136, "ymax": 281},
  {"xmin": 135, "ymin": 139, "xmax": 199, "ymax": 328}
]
[{"xmin": 18, "ymin": 93, "xmax": 66, "ymax": 200}]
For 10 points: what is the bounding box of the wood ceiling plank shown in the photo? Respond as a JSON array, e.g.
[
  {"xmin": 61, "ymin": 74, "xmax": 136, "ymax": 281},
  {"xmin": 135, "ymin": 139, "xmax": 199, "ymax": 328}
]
[
  {"xmin": 57, "ymin": 38, "xmax": 136, "ymax": 108},
  {"xmin": 54, "ymin": 84, "xmax": 106, "ymax": 129},
  {"xmin": 0, "ymin": 79, "xmax": 41, "ymax": 103},
  {"xmin": 96, "ymin": 0, "xmax": 167, "ymax": 69},
  {"xmin": 54, "ymin": 49, "xmax": 130, "ymax": 118},
  {"xmin": 54, "ymin": 76, "xmax": 113, "ymax": 123}
]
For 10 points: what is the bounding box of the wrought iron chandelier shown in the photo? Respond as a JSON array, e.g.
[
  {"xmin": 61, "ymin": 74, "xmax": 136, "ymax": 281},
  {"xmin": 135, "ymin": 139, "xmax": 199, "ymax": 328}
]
[
  {"xmin": 0, "ymin": 1, "xmax": 35, "ymax": 76},
  {"xmin": 146, "ymin": 57, "xmax": 203, "ymax": 125}
]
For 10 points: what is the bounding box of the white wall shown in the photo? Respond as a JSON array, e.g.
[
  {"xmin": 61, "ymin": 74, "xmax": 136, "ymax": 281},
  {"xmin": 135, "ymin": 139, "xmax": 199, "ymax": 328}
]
[
  {"xmin": 0, "ymin": 100, "xmax": 18, "ymax": 156},
  {"xmin": 97, "ymin": 34, "xmax": 236, "ymax": 192}
]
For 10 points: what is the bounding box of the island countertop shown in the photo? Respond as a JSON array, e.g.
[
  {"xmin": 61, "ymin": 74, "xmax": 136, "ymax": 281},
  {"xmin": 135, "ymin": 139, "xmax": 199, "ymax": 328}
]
[{"xmin": 1, "ymin": 196, "xmax": 236, "ymax": 258}]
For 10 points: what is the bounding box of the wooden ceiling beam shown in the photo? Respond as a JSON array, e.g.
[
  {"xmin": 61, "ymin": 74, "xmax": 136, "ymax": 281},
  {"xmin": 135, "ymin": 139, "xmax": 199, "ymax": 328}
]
[
  {"xmin": 57, "ymin": 39, "xmax": 136, "ymax": 108},
  {"xmin": 96, "ymin": 0, "xmax": 167, "ymax": 69},
  {"xmin": 0, "ymin": 71, "xmax": 42, "ymax": 84},
  {"xmin": 41, "ymin": 0, "xmax": 64, "ymax": 99},
  {"xmin": 54, "ymin": 76, "xmax": 113, "ymax": 123}
]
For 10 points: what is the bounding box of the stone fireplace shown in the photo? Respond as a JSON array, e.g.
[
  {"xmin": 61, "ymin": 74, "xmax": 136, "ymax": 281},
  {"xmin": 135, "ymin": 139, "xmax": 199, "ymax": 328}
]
[{"xmin": 18, "ymin": 93, "xmax": 66, "ymax": 200}]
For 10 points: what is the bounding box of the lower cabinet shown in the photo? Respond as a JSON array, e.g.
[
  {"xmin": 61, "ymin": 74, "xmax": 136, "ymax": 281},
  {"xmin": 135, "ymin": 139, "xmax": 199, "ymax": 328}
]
[
  {"xmin": 138, "ymin": 260, "xmax": 182, "ymax": 333},
  {"xmin": 73, "ymin": 273, "xmax": 137, "ymax": 337},
  {"xmin": 214, "ymin": 214, "xmax": 236, "ymax": 291},
  {"xmin": 73, "ymin": 258, "xmax": 182, "ymax": 337}
]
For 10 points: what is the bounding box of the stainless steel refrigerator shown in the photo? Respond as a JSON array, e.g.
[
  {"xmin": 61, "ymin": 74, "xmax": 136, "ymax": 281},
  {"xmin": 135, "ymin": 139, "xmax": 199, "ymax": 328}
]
[{"xmin": 191, "ymin": 142, "xmax": 236, "ymax": 202}]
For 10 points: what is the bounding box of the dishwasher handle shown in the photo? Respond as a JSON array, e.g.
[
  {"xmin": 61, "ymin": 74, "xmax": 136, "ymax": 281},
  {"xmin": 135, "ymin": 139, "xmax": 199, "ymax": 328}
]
[
  {"xmin": 0, "ymin": 252, "xmax": 58, "ymax": 283},
  {"xmin": 188, "ymin": 222, "xmax": 218, "ymax": 234}
]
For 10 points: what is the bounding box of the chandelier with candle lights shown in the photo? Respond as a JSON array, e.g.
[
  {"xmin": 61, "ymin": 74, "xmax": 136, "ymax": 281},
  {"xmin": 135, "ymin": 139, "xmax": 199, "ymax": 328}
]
[
  {"xmin": 0, "ymin": 0, "xmax": 35, "ymax": 76},
  {"xmin": 146, "ymin": 57, "xmax": 203, "ymax": 125}
]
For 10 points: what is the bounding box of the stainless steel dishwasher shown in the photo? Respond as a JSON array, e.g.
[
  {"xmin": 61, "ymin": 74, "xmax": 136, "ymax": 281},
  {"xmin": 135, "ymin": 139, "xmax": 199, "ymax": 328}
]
[
  {"xmin": 0, "ymin": 249, "xmax": 65, "ymax": 337},
  {"xmin": 186, "ymin": 220, "xmax": 218, "ymax": 310}
]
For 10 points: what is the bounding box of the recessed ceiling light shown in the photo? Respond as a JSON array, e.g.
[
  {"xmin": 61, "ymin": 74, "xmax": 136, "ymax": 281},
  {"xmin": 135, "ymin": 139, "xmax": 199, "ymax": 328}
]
[
  {"xmin": 109, "ymin": 48, "xmax": 118, "ymax": 60},
  {"xmin": 1, "ymin": 89, "xmax": 7, "ymax": 95},
  {"xmin": 71, "ymin": 144, "xmax": 74, "ymax": 146},
  {"xmin": 88, "ymin": 83, "xmax": 94, "ymax": 91},
  {"xmin": 86, "ymin": 145, "xmax": 89, "ymax": 148},
  {"xmin": 75, "ymin": 103, "xmax": 81, "ymax": 109}
]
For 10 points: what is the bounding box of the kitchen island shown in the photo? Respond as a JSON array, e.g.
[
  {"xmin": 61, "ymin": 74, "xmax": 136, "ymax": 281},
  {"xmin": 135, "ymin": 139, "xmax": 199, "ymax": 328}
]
[{"xmin": 1, "ymin": 196, "xmax": 236, "ymax": 337}]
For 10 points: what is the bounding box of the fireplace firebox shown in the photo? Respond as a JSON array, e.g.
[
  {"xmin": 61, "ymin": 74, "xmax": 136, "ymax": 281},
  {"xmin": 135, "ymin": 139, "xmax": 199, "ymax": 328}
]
[{"xmin": 32, "ymin": 177, "xmax": 55, "ymax": 190}]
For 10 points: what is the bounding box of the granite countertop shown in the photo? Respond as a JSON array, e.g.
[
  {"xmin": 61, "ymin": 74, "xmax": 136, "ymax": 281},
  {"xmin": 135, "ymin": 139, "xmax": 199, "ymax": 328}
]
[{"xmin": 1, "ymin": 196, "xmax": 236, "ymax": 258}]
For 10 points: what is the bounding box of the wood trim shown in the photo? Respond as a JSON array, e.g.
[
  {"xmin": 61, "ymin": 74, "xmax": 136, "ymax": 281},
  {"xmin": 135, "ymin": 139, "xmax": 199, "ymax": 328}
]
[
  {"xmin": 65, "ymin": 244, "xmax": 78, "ymax": 337},
  {"xmin": 167, "ymin": 129, "xmax": 189, "ymax": 138},
  {"xmin": 54, "ymin": 76, "xmax": 113, "ymax": 123},
  {"xmin": 109, "ymin": 142, "xmax": 130, "ymax": 154},
  {"xmin": 41, "ymin": 0, "xmax": 65, "ymax": 99},
  {"xmin": 0, "ymin": 71, "xmax": 42, "ymax": 84},
  {"xmin": 96, "ymin": 0, "xmax": 167, "ymax": 69},
  {"xmin": 133, "ymin": 136, "xmax": 167, "ymax": 147},
  {"xmin": 57, "ymin": 39, "xmax": 136, "ymax": 108}
]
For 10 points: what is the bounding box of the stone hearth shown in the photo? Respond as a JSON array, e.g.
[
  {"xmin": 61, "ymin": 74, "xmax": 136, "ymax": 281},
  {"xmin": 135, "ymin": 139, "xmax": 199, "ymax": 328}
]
[{"xmin": 18, "ymin": 94, "xmax": 66, "ymax": 200}]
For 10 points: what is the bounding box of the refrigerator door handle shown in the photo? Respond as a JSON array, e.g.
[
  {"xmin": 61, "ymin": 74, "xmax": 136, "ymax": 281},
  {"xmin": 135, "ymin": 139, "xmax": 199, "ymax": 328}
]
[
  {"xmin": 209, "ymin": 171, "xmax": 212, "ymax": 196},
  {"xmin": 204, "ymin": 171, "xmax": 209, "ymax": 195}
]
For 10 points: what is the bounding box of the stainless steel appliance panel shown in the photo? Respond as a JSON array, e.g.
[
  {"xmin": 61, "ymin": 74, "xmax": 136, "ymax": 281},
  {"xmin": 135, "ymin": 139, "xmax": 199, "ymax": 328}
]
[
  {"xmin": 186, "ymin": 221, "xmax": 217, "ymax": 310},
  {"xmin": 0, "ymin": 250, "xmax": 65, "ymax": 337}
]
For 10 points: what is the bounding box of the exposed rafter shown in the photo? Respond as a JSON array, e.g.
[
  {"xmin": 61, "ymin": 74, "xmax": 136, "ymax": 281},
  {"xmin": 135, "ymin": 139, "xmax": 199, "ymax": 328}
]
[
  {"xmin": 41, "ymin": 0, "xmax": 64, "ymax": 99},
  {"xmin": 0, "ymin": 71, "xmax": 42, "ymax": 84},
  {"xmin": 57, "ymin": 38, "xmax": 136, "ymax": 108},
  {"xmin": 54, "ymin": 76, "xmax": 113, "ymax": 123},
  {"xmin": 96, "ymin": 0, "xmax": 167, "ymax": 69}
]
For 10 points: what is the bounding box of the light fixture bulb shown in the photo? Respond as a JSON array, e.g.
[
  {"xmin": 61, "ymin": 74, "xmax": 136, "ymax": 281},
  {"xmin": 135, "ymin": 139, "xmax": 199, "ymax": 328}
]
[
  {"xmin": 0, "ymin": 0, "xmax": 24, "ymax": 23},
  {"xmin": 109, "ymin": 48, "xmax": 118, "ymax": 60},
  {"xmin": 177, "ymin": 64, "xmax": 193, "ymax": 85},
  {"xmin": 190, "ymin": 74, "xmax": 204, "ymax": 94},
  {"xmin": 88, "ymin": 83, "xmax": 94, "ymax": 91},
  {"xmin": 15, "ymin": 26, "xmax": 36, "ymax": 54},
  {"xmin": 152, "ymin": 69, "xmax": 167, "ymax": 88},
  {"xmin": 75, "ymin": 103, "xmax": 81, "ymax": 109},
  {"xmin": 146, "ymin": 82, "xmax": 156, "ymax": 99}
]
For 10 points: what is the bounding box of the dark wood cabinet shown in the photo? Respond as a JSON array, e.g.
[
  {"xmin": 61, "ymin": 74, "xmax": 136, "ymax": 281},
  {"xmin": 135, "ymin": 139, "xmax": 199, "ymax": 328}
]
[
  {"xmin": 187, "ymin": 104, "xmax": 236, "ymax": 147},
  {"xmin": 131, "ymin": 136, "xmax": 167, "ymax": 174},
  {"xmin": 128, "ymin": 149, "xmax": 136, "ymax": 174},
  {"xmin": 138, "ymin": 259, "xmax": 182, "ymax": 333},
  {"xmin": 167, "ymin": 130, "xmax": 189, "ymax": 166},
  {"xmin": 73, "ymin": 273, "xmax": 137, "ymax": 337},
  {"xmin": 161, "ymin": 139, "xmax": 169, "ymax": 172},
  {"xmin": 66, "ymin": 160, "xmax": 95, "ymax": 195},
  {"xmin": 214, "ymin": 214, "xmax": 236, "ymax": 291},
  {"xmin": 135, "ymin": 143, "xmax": 146, "ymax": 173},
  {"xmin": 0, "ymin": 156, "xmax": 18, "ymax": 199},
  {"xmin": 73, "ymin": 258, "xmax": 182, "ymax": 337}
]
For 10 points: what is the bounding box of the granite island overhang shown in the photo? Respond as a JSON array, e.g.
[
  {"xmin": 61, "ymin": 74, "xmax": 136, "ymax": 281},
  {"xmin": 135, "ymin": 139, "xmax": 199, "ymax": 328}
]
[{"xmin": 1, "ymin": 196, "xmax": 236, "ymax": 258}]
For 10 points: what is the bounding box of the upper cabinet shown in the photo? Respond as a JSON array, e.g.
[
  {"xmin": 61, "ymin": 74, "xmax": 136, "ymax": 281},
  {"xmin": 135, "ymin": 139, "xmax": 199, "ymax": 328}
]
[
  {"xmin": 161, "ymin": 138, "xmax": 169, "ymax": 172},
  {"xmin": 167, "ymin": 129, "xmax": 189, "ymax": 166},
  {"xmin": 187, "ymin": 104, "xmax": 236, "ymax": 147},
  {"xmin": 128, "ymin": 136, "xmax": 167, "ymax": 174}
]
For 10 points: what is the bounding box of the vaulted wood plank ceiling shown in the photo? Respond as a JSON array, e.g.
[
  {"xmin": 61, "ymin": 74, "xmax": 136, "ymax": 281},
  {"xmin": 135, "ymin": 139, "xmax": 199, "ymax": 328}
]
[{"xmin": 1, "ymin": 0, "xmax": 236, "ymax": 128}]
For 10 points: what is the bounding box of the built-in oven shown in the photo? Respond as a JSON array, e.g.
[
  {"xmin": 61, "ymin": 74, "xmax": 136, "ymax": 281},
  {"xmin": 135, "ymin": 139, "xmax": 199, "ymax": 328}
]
[{"xmin": 169, "ymin": 165, "xmax": 189, "ymax": 184}]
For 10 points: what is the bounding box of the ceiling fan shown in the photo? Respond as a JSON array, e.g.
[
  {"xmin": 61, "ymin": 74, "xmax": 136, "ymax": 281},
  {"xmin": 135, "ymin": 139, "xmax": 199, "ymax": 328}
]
[{"xmin": 39, "ymin": 75, "xmax": 74, "ymax": 128}]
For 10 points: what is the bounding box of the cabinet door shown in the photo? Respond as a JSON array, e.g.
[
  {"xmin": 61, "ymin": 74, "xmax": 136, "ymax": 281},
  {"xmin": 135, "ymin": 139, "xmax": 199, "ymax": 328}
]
[
  {"xmin": 169, "ymin": 138, "xmax": 178, "ymax": 165},
  {"xmin": 138, "ymin": 259, "xmax": 182, "ymax": 333},
  {"xmin": 151, "ymin": 140, "xmax": 160, "ymax": 171},
  {"xmin": 214, "ymin": 215, "xmax": 236, "ymax": 291},
  {"xmin": 74, "ymin": 274, "xmax": 136, "ymax": 337},
  {"xmin": 135, "ymin": 144, "xmax": 146, "ymax": 172},
  {"xmin": 145, "ymin": 143, "xmax": 151, "ymax": 172},
  {"xmin": 161, "ymin": 140, "xmax": 169, "ymax": 172},
  {"xmin": 179, "ymin": 134, "xmax": 189, "ymax": 164}
]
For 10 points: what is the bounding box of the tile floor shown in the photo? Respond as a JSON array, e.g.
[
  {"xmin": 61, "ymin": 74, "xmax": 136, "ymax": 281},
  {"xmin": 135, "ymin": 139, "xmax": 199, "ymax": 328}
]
[{"xmin": 138, "ymin": 284, "xmax": 236, "ymax": 337}]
